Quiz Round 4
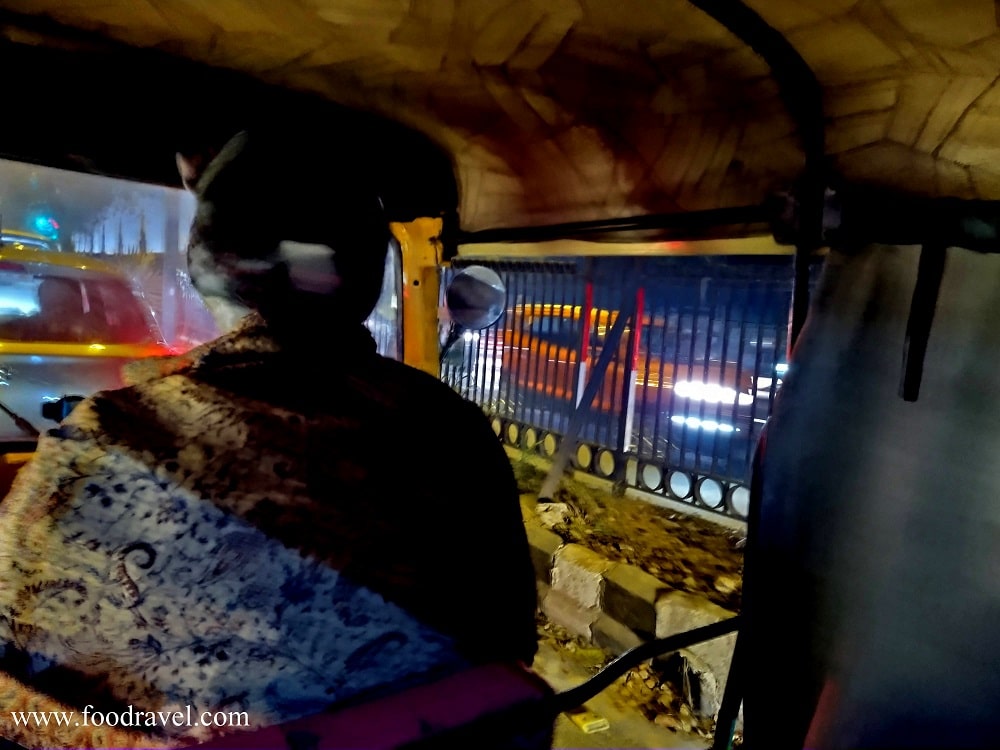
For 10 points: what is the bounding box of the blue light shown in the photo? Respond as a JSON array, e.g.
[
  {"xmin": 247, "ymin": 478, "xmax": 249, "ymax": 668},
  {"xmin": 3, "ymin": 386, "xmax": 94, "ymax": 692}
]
[{"xmin": 29, "ymin": 213, "xmax": 59, "ymax": 239}]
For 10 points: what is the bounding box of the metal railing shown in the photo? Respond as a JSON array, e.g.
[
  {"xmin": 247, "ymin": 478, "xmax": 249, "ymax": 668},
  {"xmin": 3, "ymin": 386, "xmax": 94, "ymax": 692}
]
[{"xmin": 442, "ymin": 256, "xmax": 814, "ymax": 521}]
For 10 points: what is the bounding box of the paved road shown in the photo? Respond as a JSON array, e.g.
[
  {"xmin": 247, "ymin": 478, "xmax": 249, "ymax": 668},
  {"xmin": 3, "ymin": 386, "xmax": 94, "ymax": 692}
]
[{"xmin": 531, "ymin": 641, "xmax": 710, "ymax": 749}]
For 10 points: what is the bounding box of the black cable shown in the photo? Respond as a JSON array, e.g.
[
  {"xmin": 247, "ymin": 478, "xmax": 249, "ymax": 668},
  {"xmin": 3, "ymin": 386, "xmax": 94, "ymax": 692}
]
[{"xmin": 545, "ymin": 616, "xmax": 740, "ymax": 716}]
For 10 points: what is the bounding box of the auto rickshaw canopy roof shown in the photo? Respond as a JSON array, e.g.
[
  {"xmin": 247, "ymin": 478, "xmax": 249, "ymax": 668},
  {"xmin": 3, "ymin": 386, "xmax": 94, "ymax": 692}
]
[{"xmin": 0, "ymin": 0, "xmax": 997, "ymax": 236}]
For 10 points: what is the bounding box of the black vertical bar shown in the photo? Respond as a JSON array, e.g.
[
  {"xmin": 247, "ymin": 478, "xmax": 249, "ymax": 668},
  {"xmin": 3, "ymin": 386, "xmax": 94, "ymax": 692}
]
[
  {"xmin": 711, "ymin": 627, "xmax": 747, "ymax": 750},
  {"xmin": 720, "ymin": 283, "xmax": 743, "ymax": 478},
  {"xmin": 527, "ymin": 265, "xmax": 547, "ymax": 430},
  {"xmin": 664, "ymin": 288, "xmax": 686, "ymax": 471},
  {"xmin": 588, "ymin": 260, "xmax": 603, "ymax": 447},
  {"xmin": 677, "ymin": 295, "xmax": 701, "ymax": 472},
  {"xmin": 593, "ymin": 261, "xmax": 607, "ymax": 448},
  {"xmin": 745, "ymin": 278, "xmax": 768, "ymax": 482},
  {"xmin": 755, "ymin": 270, "xmax": 785, "ymax": 468},
  {"xmin": 729, "ymin": 281, "xmax": 753, "ymax": 483},
  {"xmin": 711, "ymin": 283, "xmax": 735, "ymax": 477},
  {"xmin": 495, "ymin": 263, "xmax": 510, "ymax": 412},
  {"xmin": 698, "ymin": 284, "xmax": 726, "ymax": 470},
  {"xmin": 635, "ymin": 291, "xmax": 657, "ymax": 462},
  {"xmin": 555, "ymin": 266, "xmax": 577, "ymax": 435},
  {"xmin": 483, "ymin": 264, "xmax": 504, "ymax": 414},
  {"xmin": 599, "ymin": 262, "xmax": 617, "ymax": 448},
  {"xmin": 693, "ymin": 286, "xmax": 715, "ymax": 471},
  {"xmin": 899, "ymin": 244, "xmax": 946, "ymax": 402},
  {"xmin": 550, "ymin": 265, "xmax": 565, "ymax": 430},
  {"xmin": 520, "ymin": 264, "xmax": 538, "ymax": 427},
  {"xmin": 537, "ymin": 263, "xmax": 554, "ymax": 429},
  {"xmin": 522, "ymin": 264, "xmax": 541, "ymax": 428},
  {"xmin": 768, "ymin": 278, "xmax": 791, "ymax": 419},
  {"xmin": 538, "ymin": 267, "xmax": 554, "ymax": 432},
  {"xmin": 605, "ymin": 259, "xmax": 629, "ymax": 449},
  {"xmin": 759, "ymin": 323, "xmax": 779, "ymax": 427},
  {"xmin": 650, "ymin": 295, "xmax": 671, "ymax": 463},
  {"xmin": 615, "ymin": 274, "xmax": 641, "ymax": 458},
  {"xmin": 540, "ymin": 266, "xmax": 558, "ymax": 432},
  {"xmin": 469, "ymin": 262, "xmax": 487, "ymax": 407},
  {"xmin": 509, "ymin": 266, "xmax": 530, "ymax": 424},
  {"xmin": 578, "ymin": 259, "xmax": 595, "ymax": 443}
]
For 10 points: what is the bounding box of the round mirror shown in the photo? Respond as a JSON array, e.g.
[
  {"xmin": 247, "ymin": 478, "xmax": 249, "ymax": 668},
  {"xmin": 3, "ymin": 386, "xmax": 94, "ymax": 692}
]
[{"xmin": 445, "ymin": 265, "xmax": 505, "ymax": 330}]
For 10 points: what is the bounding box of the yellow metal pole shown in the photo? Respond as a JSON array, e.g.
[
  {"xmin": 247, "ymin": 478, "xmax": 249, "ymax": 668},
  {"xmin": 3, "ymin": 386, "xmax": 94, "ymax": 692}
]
[{"xmin": 390, "ymin": 217, "xmax": 443, "ymax": 378}]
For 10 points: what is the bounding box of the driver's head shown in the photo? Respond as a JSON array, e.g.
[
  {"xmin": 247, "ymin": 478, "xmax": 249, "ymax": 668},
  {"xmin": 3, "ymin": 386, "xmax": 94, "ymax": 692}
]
[
  {"xmin": 177, "ymin": 129, "xmax": 390, "ymax": 340},
  {"xmin": 38, "ymin": 277, "xmax": 82, "ymax": 316}
]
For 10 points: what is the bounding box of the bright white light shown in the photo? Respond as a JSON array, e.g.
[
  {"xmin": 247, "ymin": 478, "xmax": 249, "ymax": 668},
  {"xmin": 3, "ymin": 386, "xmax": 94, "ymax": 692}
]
[
  {"xmin": 674, "ymin": 380, "xmax": 754, "ymax": 406},
  {"xmin": 775, "ymin": 362, "xmax": 789, "ymax": 375},
  {"xmin": 0, "ymin": 296, "xmax": 36, "ymax": 315},
  {"xmin": 670, "ymin": 415, "xmax": 737, "ymax": 433},
  {"xmin": 462, "ymin": 331, "xmax": 480, "ymax": 343},
  {"xmin": 756, "ymin": 376, "xmax": 773, "ymax": 389}
]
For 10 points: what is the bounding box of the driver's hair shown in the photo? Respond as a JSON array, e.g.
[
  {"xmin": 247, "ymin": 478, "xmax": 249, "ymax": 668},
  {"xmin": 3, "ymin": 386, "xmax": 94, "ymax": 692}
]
[{"xmin": 37, "ymin": 277, "xmax": 82, "ymax": 314}]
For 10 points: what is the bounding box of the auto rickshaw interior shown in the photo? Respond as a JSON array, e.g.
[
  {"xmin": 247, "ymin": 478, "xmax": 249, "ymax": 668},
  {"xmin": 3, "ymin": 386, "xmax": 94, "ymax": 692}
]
[{"xmin": 1, "ymin": 2, "xmax": 1000, "ymax": 749}]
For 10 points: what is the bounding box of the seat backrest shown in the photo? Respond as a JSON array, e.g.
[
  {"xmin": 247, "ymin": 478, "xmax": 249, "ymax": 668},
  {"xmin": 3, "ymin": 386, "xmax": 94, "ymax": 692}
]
[{"xmin": 192, "ymin": 661, "xmax": 553, "ymax": 750}]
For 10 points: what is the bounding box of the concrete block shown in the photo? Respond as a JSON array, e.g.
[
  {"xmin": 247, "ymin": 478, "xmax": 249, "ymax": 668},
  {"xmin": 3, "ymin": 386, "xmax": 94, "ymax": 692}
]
[
  {"xmin": 655, "ymin": 591, "xmax": 737, "ymax": 716},
  {"xmin": 541, "ymin": 587, "xmax": 599, "ymax": 641},
  {"xmin": 677, "ymin": 649, "xmax": 720, "ymax": 718},
  {"xmin": 551, "ymin": 543, "xmax": 612, "ymax": 609},
  {"xmin": 592, "ymin": 613, "xmax": 643, "ymax": 656},
  {"xmin": 603, "ymin": 562, "xmax": 667, "ymax": 637},
  {"xmin": 525, "ymin": 524, "xmax": 563, "ymax": 584}
]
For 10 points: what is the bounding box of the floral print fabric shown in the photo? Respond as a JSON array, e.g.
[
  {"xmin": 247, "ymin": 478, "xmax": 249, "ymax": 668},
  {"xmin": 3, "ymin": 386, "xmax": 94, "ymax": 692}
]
[{"xmin": 0, "ymin": 316, "xmax": 536, "ymax": 748}]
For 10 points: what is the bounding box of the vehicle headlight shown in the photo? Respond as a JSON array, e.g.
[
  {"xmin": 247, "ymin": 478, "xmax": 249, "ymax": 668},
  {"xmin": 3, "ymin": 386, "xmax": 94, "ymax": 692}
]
[
  {"xmin": 670, "ymin": 415, "xmax": 738, "ymax": 432},
  {"xmin": 674, "ymin": 380, "xmax": 754, "ymax": 407}
]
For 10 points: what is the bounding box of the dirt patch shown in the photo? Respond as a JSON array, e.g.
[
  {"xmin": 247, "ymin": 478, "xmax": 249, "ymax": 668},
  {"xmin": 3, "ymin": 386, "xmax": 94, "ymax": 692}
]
[
  {"xmin": 512, "ymin": 456, "xmax": 746, "ymax": 612},
  {"xmin": 537, "ymin": 616, "xmax": 716, "ymax": 740}
]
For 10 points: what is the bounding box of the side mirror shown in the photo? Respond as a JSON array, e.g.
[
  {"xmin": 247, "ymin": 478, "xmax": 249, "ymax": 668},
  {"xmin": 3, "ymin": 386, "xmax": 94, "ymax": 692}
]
[
  {"xmin": 441, "ymin": 265, "xmax": 506, "ymax": 365},
  {"xmin": 445, "ymin": 265, "xmax": 506, "ymax": 330}
]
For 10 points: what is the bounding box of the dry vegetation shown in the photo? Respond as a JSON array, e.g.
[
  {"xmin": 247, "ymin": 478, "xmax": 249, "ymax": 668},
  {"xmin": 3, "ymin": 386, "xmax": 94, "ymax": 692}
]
[
  {"xmin": 513, "ymin": 453, "xmax": 747, "ymax": 742},
  {"xmin": 537, "ymin": 616, "xmax": 718, "ymax": 739},
  {"xmin": 511, "ymin": 456, "xmax": 746, "ymax": 612}
]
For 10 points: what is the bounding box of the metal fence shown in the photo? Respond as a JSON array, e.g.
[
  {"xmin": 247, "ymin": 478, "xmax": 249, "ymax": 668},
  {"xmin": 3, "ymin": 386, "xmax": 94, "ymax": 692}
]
[{"xmin": 442, "ymin": 255, "xmax": 812, "ymax": 521}]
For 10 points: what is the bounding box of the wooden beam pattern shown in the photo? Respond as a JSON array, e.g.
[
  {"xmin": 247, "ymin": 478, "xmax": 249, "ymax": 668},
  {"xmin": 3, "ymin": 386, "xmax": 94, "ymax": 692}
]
[{"xmin": 0, "ymin": 0, "xmax": 998, "ymax": 230}]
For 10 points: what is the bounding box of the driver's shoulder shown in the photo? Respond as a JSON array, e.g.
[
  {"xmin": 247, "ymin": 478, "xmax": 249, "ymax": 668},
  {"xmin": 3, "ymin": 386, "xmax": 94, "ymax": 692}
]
[{"xmin": 364, "ymin": 356, "xmax": 486, "ymax": 418}]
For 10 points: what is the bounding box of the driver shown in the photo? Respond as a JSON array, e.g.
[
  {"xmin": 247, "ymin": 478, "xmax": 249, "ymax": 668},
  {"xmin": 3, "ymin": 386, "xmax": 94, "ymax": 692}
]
[{"xmin": 0, "ymin": 128, "xmax": 541, "ymax": 748}]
